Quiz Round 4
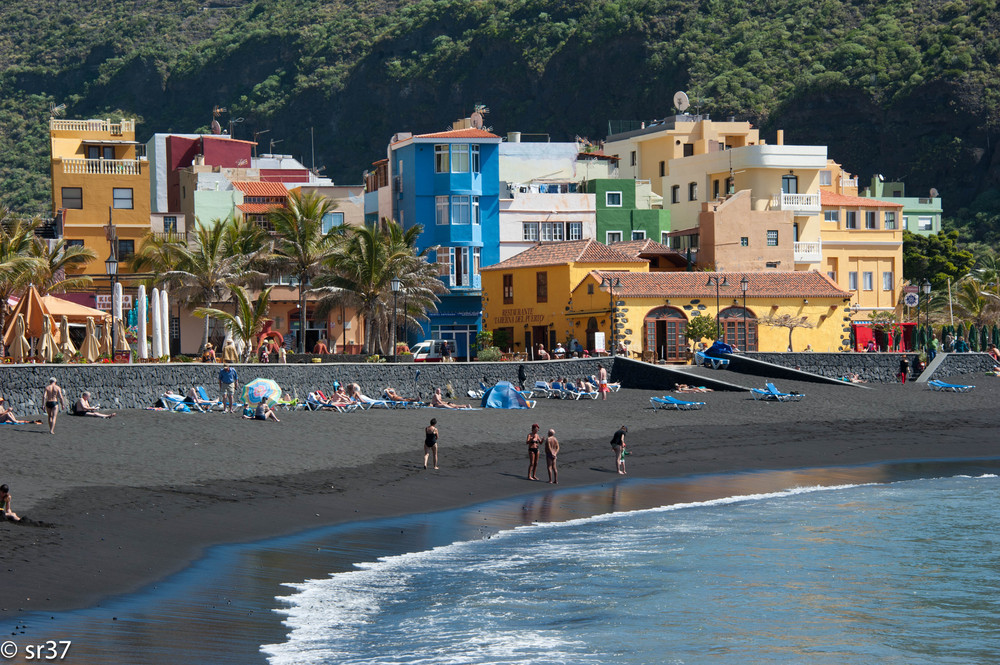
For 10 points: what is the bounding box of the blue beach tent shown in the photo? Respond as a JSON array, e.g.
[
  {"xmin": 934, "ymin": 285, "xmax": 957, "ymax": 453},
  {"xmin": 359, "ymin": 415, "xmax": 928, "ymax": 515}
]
[{"xmin": 481, "ymin": 381, "xmax": 532, "ymax": 409}]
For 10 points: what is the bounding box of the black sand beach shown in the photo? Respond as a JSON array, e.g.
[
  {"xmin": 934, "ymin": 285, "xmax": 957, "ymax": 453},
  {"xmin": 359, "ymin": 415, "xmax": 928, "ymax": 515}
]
[{"xmin": 2, "ymin": 375, "xmax": 998, "ymax": 618}]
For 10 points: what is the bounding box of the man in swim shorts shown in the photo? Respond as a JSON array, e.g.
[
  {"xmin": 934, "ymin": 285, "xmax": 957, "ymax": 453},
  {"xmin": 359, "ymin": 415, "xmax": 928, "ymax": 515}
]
[{"xmin": 42, "ymin": 377, "xmax": 65, "ymax": 434}]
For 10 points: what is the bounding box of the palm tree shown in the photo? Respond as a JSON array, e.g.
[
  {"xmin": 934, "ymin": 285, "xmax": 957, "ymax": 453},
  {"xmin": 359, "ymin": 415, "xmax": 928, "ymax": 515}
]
[
  {"xmin": 0, "ymin": 212, "xmax": 43, "ymax": 334},
  {"xmin": 193, "ymin": 285, "xmax": 273, "ymax": 362},
  {"xmin": 315, "ymin": 219, "xmax": 445, "ymax": 355},
  {"xmin": 27, "ymin": 237, "xmax": 98, "ymax": 294},
  {"xmin": 268, "ymin": 190, "xmax": 340, "ymax": 353},
  {"xmin": 130, "ymin": 231, "xmax": 186, "ymax": 289},
  {"xmin": 954, "ymin": 278, "xmax": 998, "ymax": 326}
]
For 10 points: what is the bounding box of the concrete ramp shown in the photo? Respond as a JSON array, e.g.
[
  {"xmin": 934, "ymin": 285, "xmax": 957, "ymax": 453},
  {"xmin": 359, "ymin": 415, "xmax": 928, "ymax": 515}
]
[
  {"xmin": 611, "ymin": 357, "xmax": 751, "ymax": 392},
  {"xmin": 698, "ymin": 354, "xmax": 868, "ymax": 388}
]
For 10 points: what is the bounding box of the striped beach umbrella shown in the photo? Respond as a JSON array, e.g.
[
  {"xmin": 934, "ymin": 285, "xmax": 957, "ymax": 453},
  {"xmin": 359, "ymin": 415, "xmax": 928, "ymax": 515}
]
[{"xmin": 241, "ymin": 378, "xmax": 282, "ymax": 406}]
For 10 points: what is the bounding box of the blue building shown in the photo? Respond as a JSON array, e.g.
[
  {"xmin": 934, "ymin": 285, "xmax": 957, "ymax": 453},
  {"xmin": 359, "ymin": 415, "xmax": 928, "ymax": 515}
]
[{"xmin": 386, "ymin": 125, "xmax": 502, "ymax": 358}]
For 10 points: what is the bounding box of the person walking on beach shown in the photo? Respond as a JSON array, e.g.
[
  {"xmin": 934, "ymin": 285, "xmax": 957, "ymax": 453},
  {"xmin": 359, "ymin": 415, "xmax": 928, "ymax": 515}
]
[
  {"xmin": 898, "ymin": 357, "xmax": 909, "ymax": 384},
  {"xmin": 1, "ymin": 484, "xmax": 20, "ymax": 522},
  {"xmin": 544, "ymin": 428, "xmax": 559, "ymax": 484},
  {"xmin": 424, "ymin": 418, "xmax": 439, "ymax": 469},
  {"xmin": 597, "ymin": 363, "xmax": 610, "ymax": 401},
  {"xmin": 611, "ymin": 425, "xmax": 628, "ymax": 475},
  {"xmin": 218, "ymin": 363, "xmax": 239, "ymax": 413},
  {"xmin": 518, "ymin": 364, "xmax": 527, "ymax": 391},
  {"xmin": 525, "ymin": 423, "xmax": 542, "ymax": 480},
  {"xmin": 42, "ymin": 377, "xmax": 65, "ymax": 434}
]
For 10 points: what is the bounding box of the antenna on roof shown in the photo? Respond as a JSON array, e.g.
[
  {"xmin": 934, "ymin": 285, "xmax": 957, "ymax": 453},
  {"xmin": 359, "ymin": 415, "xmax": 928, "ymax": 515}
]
[
  {"xmin": 673, "ymin": 91, "xmax": 690, "ymax": 113},
  {"xmin": 49, "ymin": 103, "xmax": 66, "ymax": 117},
  {"xmin": 269, "ymin": 138, "xmax": 283, "ymax": 153}
]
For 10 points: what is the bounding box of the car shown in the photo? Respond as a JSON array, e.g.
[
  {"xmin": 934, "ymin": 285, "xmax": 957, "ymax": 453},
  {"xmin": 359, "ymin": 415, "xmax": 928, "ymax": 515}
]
[{"xmin": 410, "ymin": 339, "xmax": 451, "ymax": 362}]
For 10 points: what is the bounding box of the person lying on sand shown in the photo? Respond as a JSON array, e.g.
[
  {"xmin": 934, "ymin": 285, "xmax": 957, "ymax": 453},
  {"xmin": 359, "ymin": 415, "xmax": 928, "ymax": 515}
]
[
  {"xmin": 72, "ymin": 392, "xmax": 116, "ymax": 418},
  {"xmin": 0, "ymin": 397, "xmax": 41, "ymax": 425},
  {"xmin": 431, "ymin": 387, "xmax": 471, "ymax": 409},
  {"xmin": 676, "ymin": 384, "xmax": 713, "ymax": 393}
]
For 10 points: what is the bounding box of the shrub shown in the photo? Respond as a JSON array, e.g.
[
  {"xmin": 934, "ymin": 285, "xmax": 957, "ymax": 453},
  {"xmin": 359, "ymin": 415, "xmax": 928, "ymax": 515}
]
[{"xmin": 476, "ymin": 346, "xmax": 503, "ymax": 361}]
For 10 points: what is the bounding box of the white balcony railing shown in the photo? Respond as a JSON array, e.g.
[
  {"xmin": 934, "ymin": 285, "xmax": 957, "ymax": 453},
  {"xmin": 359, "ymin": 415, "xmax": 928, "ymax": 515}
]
[
  {"xmin": 793, "ymin": 241, "xmax": 822, "ymax": 262},
  {"xmin": 50, "ymin": 118, "xmax": 135, "ymax": 135},
  {"xmin": 840, "ymin": 176, "xmax": 858, "ymax": 189},
  {"xmin": 61, "ymin": 158, "xmax": 144, "ymax": 175},
  {"xmin": 771, "ymin": 191, "xmax": 821, "ymax": 213}
]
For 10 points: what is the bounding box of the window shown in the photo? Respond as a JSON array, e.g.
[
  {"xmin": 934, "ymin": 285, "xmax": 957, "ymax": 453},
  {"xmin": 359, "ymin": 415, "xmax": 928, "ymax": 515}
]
[
  {"xmin": 824, "ymin": 210, "xmax": 839, "ymax": 222},
  {"xmin": 659, "ymin": 161, "xmax": 665, "ymax": 177},
  {"xmin": 471, "ymin": 145, "xmax": 480, "ymax": 173},
  {"xmin": 451, "ymin": 144, "xmax": 470, "ymax": 173},
  {"xmin": 848, "ymin": 271, "xmax": 858, "ymax": 290},
  {"xmin": 587, "ymin": 284, "xmax": 594, "ymax": 294},
  {"xmin": 630, "ymin": 151, "xmax": 636, "ymax": 166},
  {"xmin": 434, "ymin": 145, "xmax": 449, "ymax": 172},
  {"xmin": 606, "ymin": 191, "xmax": 622, "ymax": 207},
  {"xmin": 454, "ymin": 246, "xmax": 466, "ymax": 286},
  {"xmin": 452, "ymin": 195, "xmax": 470, "ymax": 224},
  {"xmin": 66, "ymin": 239, "xmax": 85, "ymax": 248},
  {"xmin": 61, "ymin": 187, "xmax": 82, "ymax": 209},
  {"xmin": 523, "ymin": 222, "xmax": 539, "ymax": 241},
  {"xmin": 606, "ymin": 231, "xmax": 623, "ymax": 244},
  {"xmin": 321, "ymin": 212, "xmax": 343, "ymax": 234},
  {"xmin": 632, "ymin": 230, "xmax": 646, "ymax": 240},
  {"xmin": 471, "ymin": 196, "xmax": 480, "ymax": 224},
  {"xmin": 536, "ymin": 271, "xmax": 548, "ymax": 303},
  {"xmin": 828, "ymin": 271, "xmax": 837, "ymax": 282},
  {"xmin": 163, "ymin": 216, "xmax": 178, "ymax": 234},
  {"xmin": 863, "ymin": 272, "xmax": 873, "ymax": 291},
  {"xmin": 503, "ymin": 274, "xmax": 513, "ymax": 304},
  {"xmin": 819, "ymin": 170, "xmax": 832, "ymax": 186},
  {"xmin": 436, "ymin": 196, "xmax": 449, "ymax": 225},
  {"xmin": 713, "ymin": 179, "xmax": 720, "ymax": 199},
  {"xmin": 884, "ymin": 211, "xmax": 896, "ymax": 229},
  {"xmin": 112, "ymin": 188, "xmax": 133, "ymax": 209},
  {"xmin": 567, "ymin": 222, "xmax": 583, "ymax": 240},
  {"xmin": 882, "ymin": 272, "xmax": 894, "ymax": 290},
  {"xmin": 918, "ymin": 216, "xmax": 933, "ymax": 231},
  {"xmin": 661, "ymin": 232, "xmax": 670, "ymax": 244},
  {"xmin": 766, "ymin": 230, "xmax": 778, "ymax": 246},
  {"xmin": 671, "ymin": 185, "xmax": 680, "ymax": 204},
  {"xmin": 781, "ymin": 175, "xmax": 798, "ymax": 194},
  {"xmin": 865, "ymin": 211, "xmax": 878, "ymax": 229},
  {"xmin": 117, "ymin": 239, "xmax": 135, "ymax": 261},
  {"xmin": 473, "ymin": 247, "xmax": 481, "ymax": 280},
  {"xmin": 726, "ymin": 177, "xmax": 734, "ymax": 195},
  {"xmin": 683, "ymin": 143, "xmax": 694, "ymax": 157},
  {"xmin": 688, "ymin": 182, "xmax": 698, "ymax": 201},
  {"xmin": 845, "ymin": 211, "xmax": 858, "ymax": 229},
  {"xmin": 435, "ymin": 248, "xmax": 452, "ymax": 284},
  {"xmin": 540, "ymin": 222, "xmax": 564, "ymax": 242},
  {"xmin": 740, "ymin": 237, "xmax": 749, "ymax": 247}
]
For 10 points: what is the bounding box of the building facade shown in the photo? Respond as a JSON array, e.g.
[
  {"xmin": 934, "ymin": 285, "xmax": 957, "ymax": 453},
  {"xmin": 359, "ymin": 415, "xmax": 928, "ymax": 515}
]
[{"xmin": 862, "ymin": 177, "xmax": 943, "ymax": 235}]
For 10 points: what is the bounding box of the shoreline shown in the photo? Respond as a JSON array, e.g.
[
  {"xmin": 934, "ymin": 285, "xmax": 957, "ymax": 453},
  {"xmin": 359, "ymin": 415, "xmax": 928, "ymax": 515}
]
[{"xmin": 2, "ymin": 377, "xmax": 998, "ymax": 619}]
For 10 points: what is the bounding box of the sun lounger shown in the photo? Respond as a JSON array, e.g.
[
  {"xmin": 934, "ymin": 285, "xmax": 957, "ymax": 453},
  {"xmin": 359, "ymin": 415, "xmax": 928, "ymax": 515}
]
[
  {"xmin": 650, "ymin": 395, "xmax": 705, "ymax": 410},
  {"xmin": 306, "ymin": 393, "xmax": 358, "ymax": 412},
  {"xmin": 753, "ymin": 382, "xmax": 804, "ymax": 402},
  {"xmin": 695, "ymin": 351, "xmax": 730, "ymax": 369},
  {"xmin": 928, "ymin": 380, "xmax": 975, "ymax": 393},
  {"xmin": 195, "ymin": 386, "xmax": 226, "ymax": 411},
  {"xmin": 532, "ymin": 381, "xmax": 554, "ymax": 398},
  {"xmin": 160, "ymin": 393, "xmax": 202, "ymax": 412}
]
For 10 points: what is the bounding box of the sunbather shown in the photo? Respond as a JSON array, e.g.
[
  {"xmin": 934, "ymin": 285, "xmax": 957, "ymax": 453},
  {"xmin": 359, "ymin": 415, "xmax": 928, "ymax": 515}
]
[
  {"xmin": 676, "ymin": 384, "xmax": 712, "ymax": 393},
  {"xmin": 243, "ymin": 402, "xmax": 280, "ymax": 422},
  {"xmin": 577, "ymin": 378, "xmax": 596, "ymax": 392},
  {"xmin": 431, "ymin": 387, "xmax": 471, "ymax": 409},
  {"xmin": 186, "ymin": 387, "xmax": 216, "ymax": 409},
  {"xmin": 0, "ymin": 397, "xmax": 39, "ymax": 425},
  {"xmin": 72, "ymin": 392, "xmax": 116, "ymax": 418},
  {"xmin": 384, "ymin": 387, "xmax": 420, "ymax": 403}
]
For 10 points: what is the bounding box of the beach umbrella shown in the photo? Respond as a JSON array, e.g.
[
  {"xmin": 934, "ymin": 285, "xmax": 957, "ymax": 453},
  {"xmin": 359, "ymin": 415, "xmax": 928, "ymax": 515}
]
[
  {"xmin": 58, "ymin": 315, "xmax": 76, "ymax": 357},
  {"xmin": 981, "ymin": 325, "xmax": 989, "ymax": 351},
  {"xmin": 99, "ymin": 317, "xmax": 113, "ymax": 357},
  {"xmin": 968, "ymin": 324, "xmax": 979, "ymax": 351},
  {"xmin": 38, "ymin": 314, "xmax": 58, "ymax": 362},
  {"xmin": 241, "ymin": 378, "xmax": 282, "ymax": 407},
  {"xmin": 114, "ymin": 317, "xmax": 130, "ymax": 353},
  {"xmin": 137, "ymin": 285, "xmax": 148, "ymax": 360},
  {"xmin": 993, "ymin": 325, "xmax": 999, "ymax": 348},
  {"xmin": 113, "ymin": 281, "xmax": 123, "ymax": 325},
  {"xmin": 80, "ymin": 316, "xmax": 101, "ymax": 362},
  {"xmin": 150, "ymin": 288, "xmax": 162, "ymax": 359},
  {"xmin": 160, "ymin": 288, "xmax": 170, "ymax": 359},
  {"xmin": 9, "ymin": 313, "xmax": 30, "ymax": 362}
]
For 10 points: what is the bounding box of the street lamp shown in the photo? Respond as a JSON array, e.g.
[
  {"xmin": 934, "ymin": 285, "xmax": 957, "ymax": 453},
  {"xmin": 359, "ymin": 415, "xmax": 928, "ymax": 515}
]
[
  {"xmin": 391, "ymin": 277, "xmax": 402, "ymax": 362},
  {"xmin": 105, "ymin": 253, "xmax": 119, "ymax": 356},
  {"xmin": 705, "ymin": 275, "xmax": 729, "ymax": 340},
  {"xmin": 922, "ymin": 278, "xmax": 932, "ymax": 353},
  {"xmin": 740, "ymin": 275, "xmax": 749, "ymax": 350},
  {"xmin": 601, "ymin": 275, "xmax": 622, "ymax": 356}
]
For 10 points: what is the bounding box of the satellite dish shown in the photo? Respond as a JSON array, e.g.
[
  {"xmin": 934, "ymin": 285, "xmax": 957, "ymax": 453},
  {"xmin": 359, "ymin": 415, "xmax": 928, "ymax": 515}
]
[
  {"xmin": 929, "ymin": 187, "xmax": 939, "ymax": 198},
  {"xmin": 210, "ymin": 119, "xmax": 222, "ymax": 135},
  {"xmin": 470, "ymin": 112, "xmax": 484, "ymax": 129},
  {"xmin": 673, "ymin": 91, "xmax": 690, "ymax": 112}
]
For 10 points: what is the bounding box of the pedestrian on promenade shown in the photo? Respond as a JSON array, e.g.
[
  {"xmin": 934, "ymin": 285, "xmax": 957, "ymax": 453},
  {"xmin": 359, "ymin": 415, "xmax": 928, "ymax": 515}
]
[
  {"xmin": 545, "ymin": 428, "xmax": 559, "ymax": 484},
  {"xmin": 525, "ymin": 423, "xmax": 541, "ymax": 480},
  {"xmin": 898, "ymin": 357, "xmax": 909, "ymax": 384},
  {"xmin": 611, "ymin": 425, "xmax": 628, "ymax": 475},
  {"xmin": 954, "ymin": 336, "xmax": 969, "ymax": 353},
  {"xmin": 424, "ymin": 418, "xmax": 439, "ymax": 469}
]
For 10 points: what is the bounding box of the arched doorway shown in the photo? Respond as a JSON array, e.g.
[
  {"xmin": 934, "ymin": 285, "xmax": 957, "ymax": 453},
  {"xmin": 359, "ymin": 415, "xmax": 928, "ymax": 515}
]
[
  {"xmin": 643, "ymin": 307, "xmax": 688, "ymax": 362},
  {"xmin": 585, "ymin": 317, "xmax": 599, "ymax": 353},
  {"xmin": 719, "ymin": 306, "xmax": 757, "ymax": 351}
]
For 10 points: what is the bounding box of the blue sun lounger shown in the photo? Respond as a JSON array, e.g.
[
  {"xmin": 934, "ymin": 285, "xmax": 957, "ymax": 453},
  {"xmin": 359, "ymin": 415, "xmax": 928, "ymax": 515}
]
[
  {"xmin": 695, "ymin": 351, "xmax": 730, "ymax": 369},
  {"xmin": 650, "ymin": 395, "xmax": 705, "ymax": 410},
  {"xmin": 752, "ymin": 383, "xmax": 804, "ymax": 402},
  {"xmin": 928, "ymin": 380, "xmax": 975, "ymax": 392}
]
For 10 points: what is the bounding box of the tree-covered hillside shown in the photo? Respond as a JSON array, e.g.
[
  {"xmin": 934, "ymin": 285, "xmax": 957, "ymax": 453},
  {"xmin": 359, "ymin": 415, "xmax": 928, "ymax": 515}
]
[{"xmin": 1, "ymin": 0, "xmax": 998, "ymax": 234}]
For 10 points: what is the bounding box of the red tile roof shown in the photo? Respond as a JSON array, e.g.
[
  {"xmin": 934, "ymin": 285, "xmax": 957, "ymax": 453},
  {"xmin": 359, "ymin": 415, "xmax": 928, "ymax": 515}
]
[
  {"xmin": 587, "ymin": 270, "xmax": 853, "ymax": 299},
  {"xmin": 821, "ymin": 191, "xmax": 904, "ymax": 209},
  {"xmin": 237, "ymin": 203, "xmax": 283, "ymax": 214},
  {"xmin": 413, "ymin": 127, "xmax": 500, "ymax": 140},
  {"xmin": 482, "ymin": 239, "xmax": 648, "ymax": 271},
  {"xmin": 232, "ymin": 181, "xmax": 290, "ymax": 197},
  {"xmin": 609, "ymin": 239, "xmax": 679, "ymax": 257}
]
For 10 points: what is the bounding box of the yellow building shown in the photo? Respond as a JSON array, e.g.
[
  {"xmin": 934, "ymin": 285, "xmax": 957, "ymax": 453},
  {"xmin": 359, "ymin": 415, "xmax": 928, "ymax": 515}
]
[
  {"xmin": 50, "ymin": 118, "xmax": 150, "ymax": 274},
  {"xmin": 481, "ymin": 239, "xmax": 648, "ymax": 357}
]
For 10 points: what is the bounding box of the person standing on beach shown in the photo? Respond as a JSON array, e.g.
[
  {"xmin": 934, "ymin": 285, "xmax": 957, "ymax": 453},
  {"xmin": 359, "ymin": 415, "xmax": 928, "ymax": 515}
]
[
  {"xmin": 42, "ymin": 377, "xmax": 65, "ymax": 435},
  {"xmin": 597, "ymin": 363, "xmax": 610, "ymax": 401},
  {"xmin": 1, "ymin": 484, "xmax": 20, "ymax": 522},
  {"xmin": 218, "ymin": 363, "xmax": 239, "ymax": 413},
  {"xmin": 424, "ymin": 418, "xmax": 439, "ymax": 469},
  {"xmin": 525, "ymin": 423, "xmax": 542, "ymax": 480},
  {"xmin": 518, "ymin": 364, "xmax": 528, "ymax": 391},
  {"xmin": 611, "ymin": 425, "xmax": 627, "ymax": 475},
  {"xmin": 898, "ymin": 357, "xmax": 909, "ymax": 384},
  {"xmin": 545, "ymin": 428, "xmax": 559, "ymax": 484}
]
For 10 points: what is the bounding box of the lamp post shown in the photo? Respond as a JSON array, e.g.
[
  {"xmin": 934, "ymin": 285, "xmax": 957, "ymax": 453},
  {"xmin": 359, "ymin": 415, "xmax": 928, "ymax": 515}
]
[
  {"xmin": 740, "ymin": 275, "xmax": 749, "ymax": 350},
  {"xmin": 601, "ymin": 276, "xmax": 622, "ymax": 356},
  {"xmin": 105, "ymin": 253, "xmax": 119, "ymax": 356},
  {"xmin": 705, "ymin": 275, "xmax": 728, "ymax": 340},
  {"xmin": 391, "ymin": 277, "xmax": 402, "ymax": 362},
  {"xmin": 922, "ymin": 278, "xmax": 932, "ymax": 353}
]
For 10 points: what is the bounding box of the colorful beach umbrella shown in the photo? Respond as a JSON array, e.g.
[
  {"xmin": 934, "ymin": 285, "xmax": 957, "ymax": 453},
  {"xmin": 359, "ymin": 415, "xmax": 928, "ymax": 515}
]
[{"xmin": 241, "ymin": 378, "xmax": 282, "ymax": 406}]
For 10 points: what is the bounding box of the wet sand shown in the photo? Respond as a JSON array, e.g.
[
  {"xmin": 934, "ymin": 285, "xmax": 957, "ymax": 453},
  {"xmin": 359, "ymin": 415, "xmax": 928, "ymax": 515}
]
[{"xmin": 1, "ymin": 374, "xmax": 998, "ymax": 617}]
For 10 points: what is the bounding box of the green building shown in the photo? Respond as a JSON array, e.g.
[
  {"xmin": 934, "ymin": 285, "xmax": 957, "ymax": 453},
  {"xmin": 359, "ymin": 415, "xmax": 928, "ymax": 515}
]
[
  {"xmin": 586, "ymin": 179, "xmax": 671, "ymax": 245},
  {"xmin": 863, "ymin": 177, "xmax": 942, "ymax": 236}
]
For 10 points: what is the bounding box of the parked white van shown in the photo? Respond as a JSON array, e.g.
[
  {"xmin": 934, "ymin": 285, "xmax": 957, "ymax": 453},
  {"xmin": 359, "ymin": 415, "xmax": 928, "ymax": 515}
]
[{"xmin": 410, "ymin": 339, "xmax": 452, "ymax": 362}]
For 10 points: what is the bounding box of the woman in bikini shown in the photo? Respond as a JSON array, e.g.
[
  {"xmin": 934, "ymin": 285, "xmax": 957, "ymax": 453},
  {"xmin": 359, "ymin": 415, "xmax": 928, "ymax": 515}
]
[
  {"xmin": 42, "ymin": 377, "xmax": 65, "ymax": 434},
  {"xmin": 525, "ymin": 423, "xmax": 542, "ymax": 481},
  {"xmin": 424, "ymin": 418, "xmax": 439, "ymax": 469}
]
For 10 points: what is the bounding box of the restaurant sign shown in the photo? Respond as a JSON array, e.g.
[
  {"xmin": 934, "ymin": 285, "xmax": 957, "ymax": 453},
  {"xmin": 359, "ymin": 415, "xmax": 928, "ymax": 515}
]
[{"xmin": 493, "ymin": 307, "xmax": 546, "ymax": 325}]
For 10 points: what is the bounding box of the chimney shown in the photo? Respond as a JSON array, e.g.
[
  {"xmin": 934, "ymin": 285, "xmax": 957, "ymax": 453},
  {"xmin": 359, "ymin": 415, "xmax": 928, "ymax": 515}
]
[{"xmin": 776, "ymin": 130, "xmax": 784, "ymax": 145}]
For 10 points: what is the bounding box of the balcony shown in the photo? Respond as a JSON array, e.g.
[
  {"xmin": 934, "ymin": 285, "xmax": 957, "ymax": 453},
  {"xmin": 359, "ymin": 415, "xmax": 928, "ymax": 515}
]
[
  {"xmin": 839, "ymin": 176, "xmax": 858, "ymax": 189},
  {"xmin": 61, "ymin": 158, "xmax": 144, "ymax": 176},
  {"xmin": 793, "ymin": 241, "xmax": 822, "ymax": 263},
  {"xmin": 50, "ymin": 118, "xmax": 135, "ymax": 135},
  {"xmin": 771, "ymin": 191, "xmax": 821, "ymax": 213}
]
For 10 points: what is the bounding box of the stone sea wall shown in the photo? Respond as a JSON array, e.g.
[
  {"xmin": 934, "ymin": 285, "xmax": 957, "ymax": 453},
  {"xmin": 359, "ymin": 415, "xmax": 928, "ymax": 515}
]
[{"xmin": 740, "ymin": 352, "xmax": 996, "ymax": 383}]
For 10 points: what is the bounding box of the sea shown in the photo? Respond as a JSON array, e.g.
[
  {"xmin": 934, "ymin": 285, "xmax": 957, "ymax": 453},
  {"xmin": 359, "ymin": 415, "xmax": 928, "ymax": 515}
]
[{"xmin": 3, "ymin": 459, "xmax": 1000, "ymax": 665}]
